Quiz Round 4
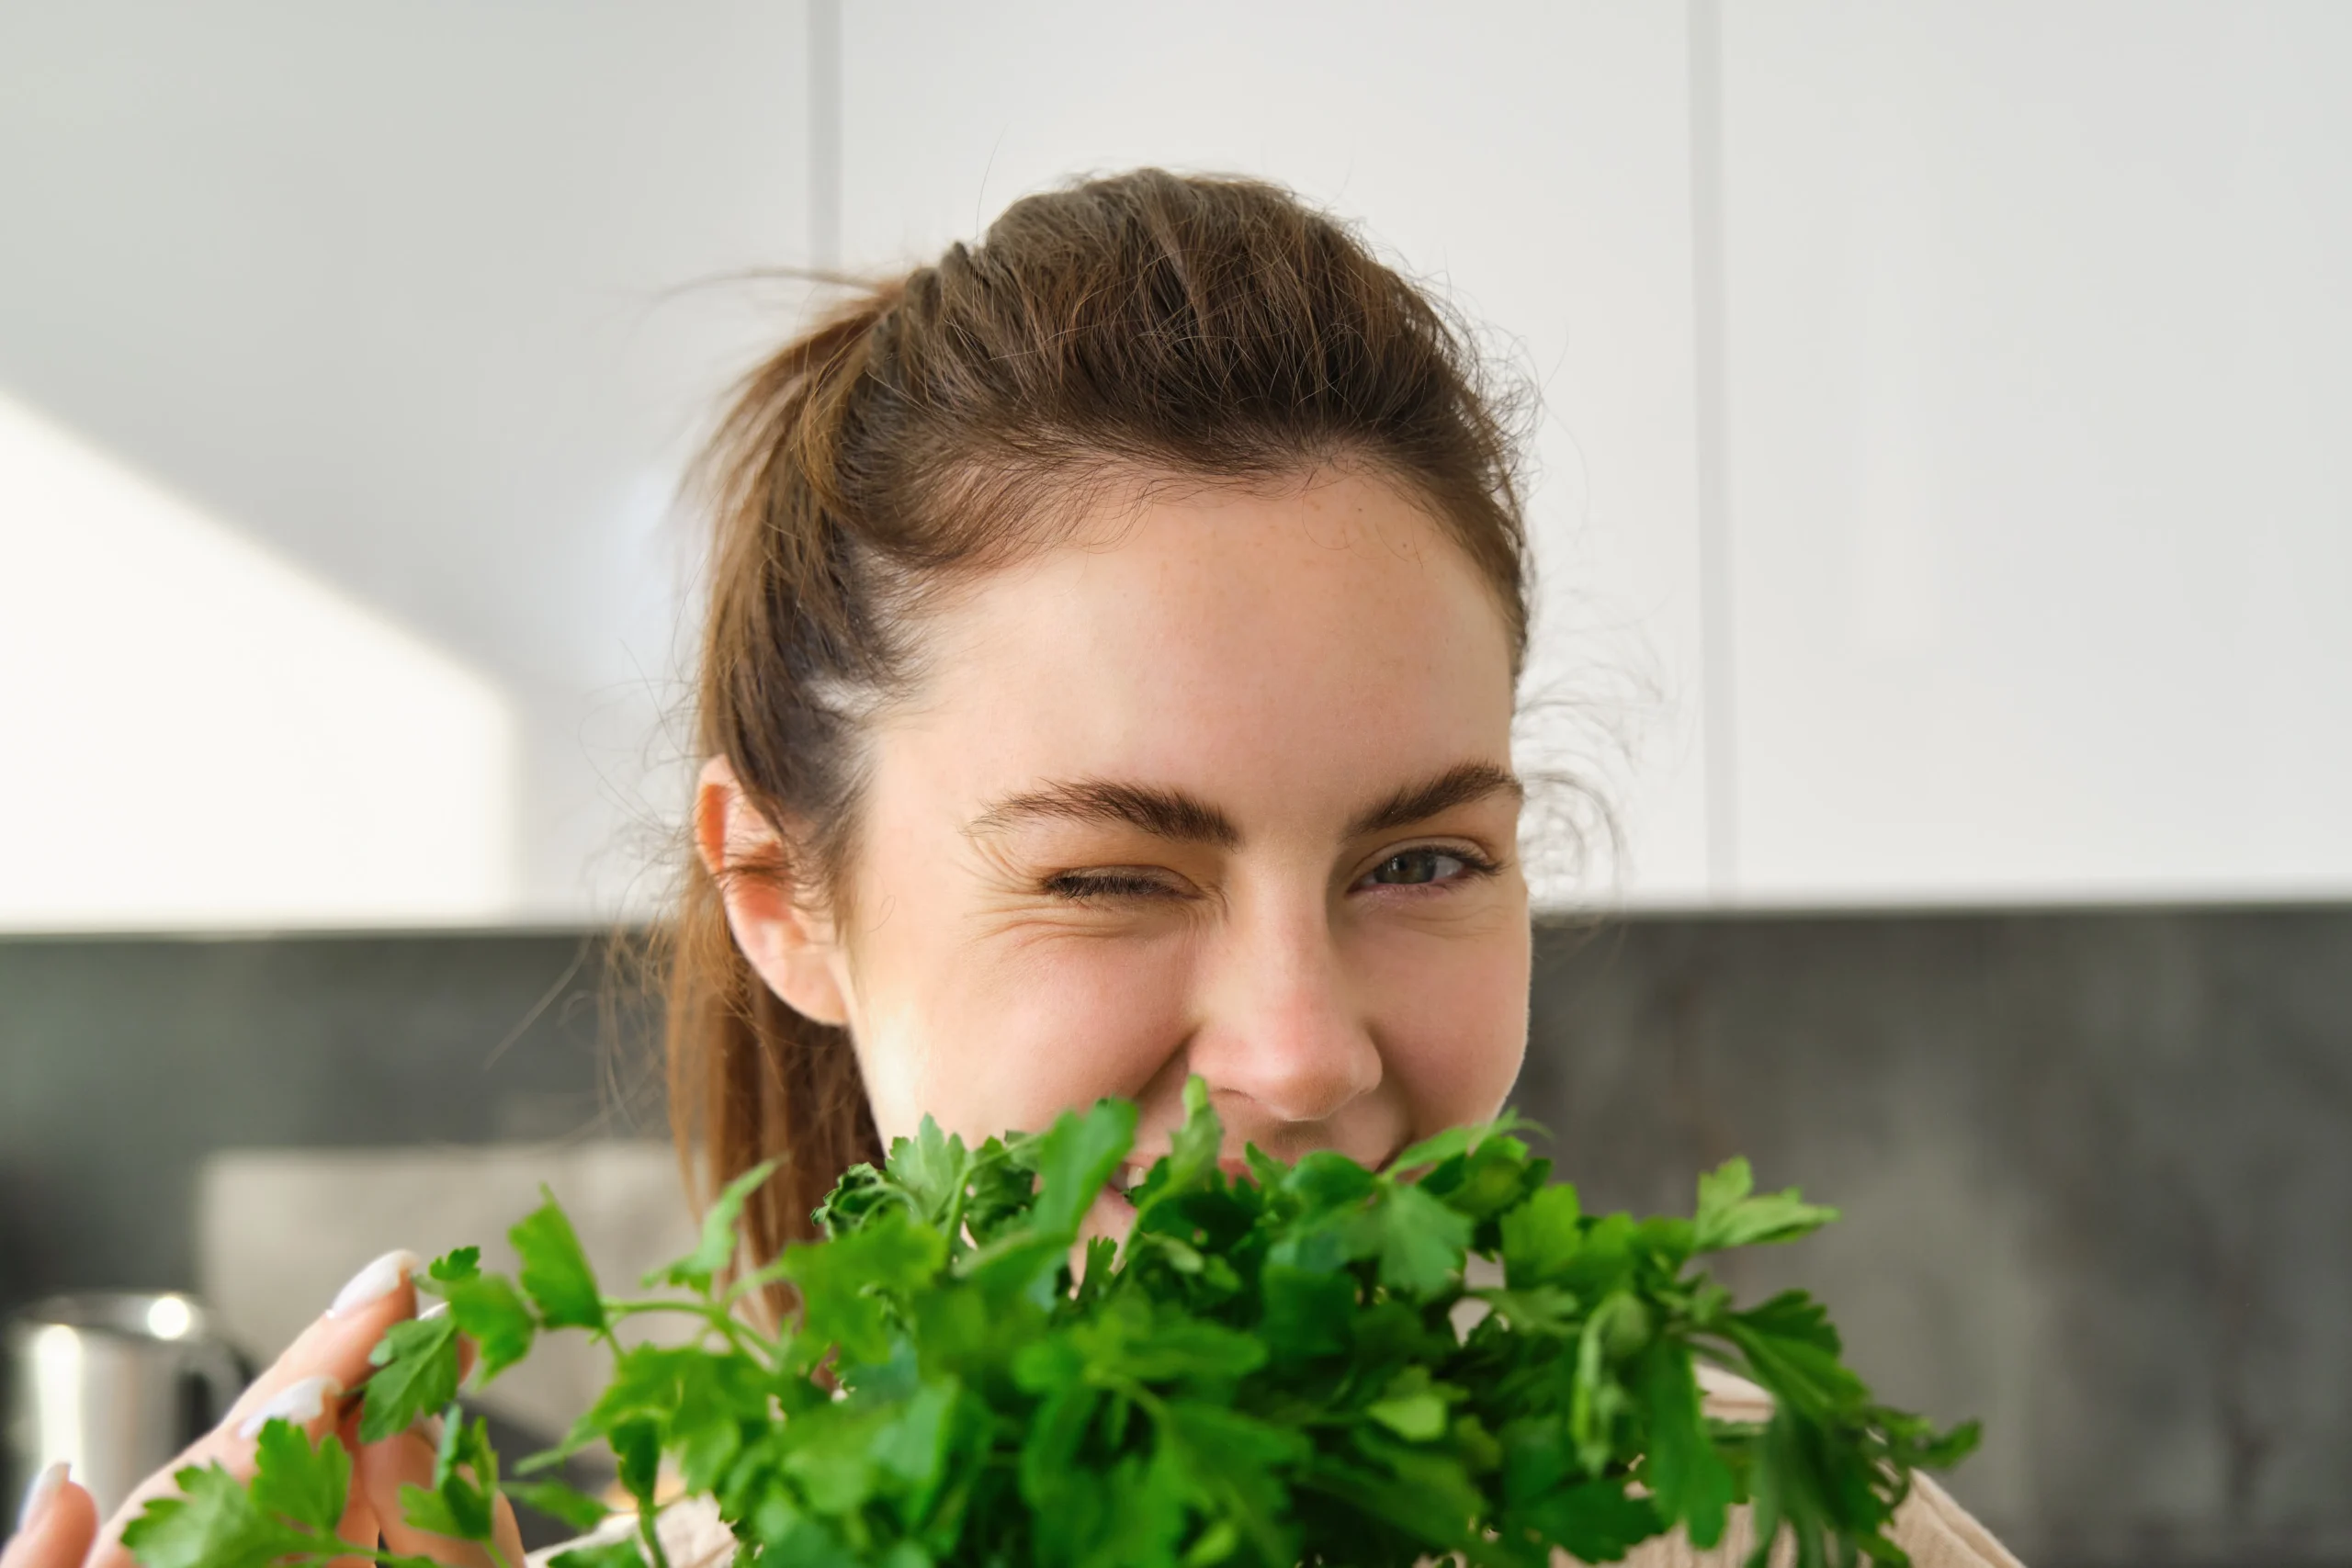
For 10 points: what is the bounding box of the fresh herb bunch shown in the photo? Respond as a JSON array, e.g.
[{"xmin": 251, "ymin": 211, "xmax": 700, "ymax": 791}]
[{"xmin": 125, "ymin": 1080, "xmax": 1975, "ymax": 1568}]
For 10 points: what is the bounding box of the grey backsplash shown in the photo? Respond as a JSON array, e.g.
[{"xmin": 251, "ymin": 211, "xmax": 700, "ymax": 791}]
[{"xmin": 4, "ymin": 910, "xmax": 2348, "ymax": 1567}]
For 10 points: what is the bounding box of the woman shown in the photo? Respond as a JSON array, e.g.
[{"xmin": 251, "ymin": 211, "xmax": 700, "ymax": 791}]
[{"xmin": 6, "ymin": 171, "xmax": 2018, "ymax": 1568}]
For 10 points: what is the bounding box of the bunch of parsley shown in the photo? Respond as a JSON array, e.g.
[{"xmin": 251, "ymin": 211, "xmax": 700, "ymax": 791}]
[{"xmin": 124, "ymin": 1080, "xmax": 1975, "ymax": 1568}]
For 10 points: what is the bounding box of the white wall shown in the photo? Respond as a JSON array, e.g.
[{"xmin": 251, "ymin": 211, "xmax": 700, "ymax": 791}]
[
  {"xmin": 1716, "ymin": 1, "xmax": 2352, "ymax": 903},
  {"xmin": 0, "ymin": 390, "xmax": 515, "ymax": 928},
  {"xmin": 0, "ymin": 0, "xmax": 815, "ymax": 927}
]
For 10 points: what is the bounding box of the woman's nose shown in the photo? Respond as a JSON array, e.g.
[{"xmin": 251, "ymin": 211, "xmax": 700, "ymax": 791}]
[{"xmin": 1185, "ymin": 902, "xmax": 1382, "ymax": 1126}]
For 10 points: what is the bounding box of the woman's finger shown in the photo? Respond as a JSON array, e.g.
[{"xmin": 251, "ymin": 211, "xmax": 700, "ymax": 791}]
[
  {"xmin": 490, "ymin": 1486, "xmax": 525, "ymax": 1568},
  {"xmin": 326, "ymin": 1402, "xmax": 383, "ymax": 1568},
  {"xmin": 3, "ymin": 1467, "xmax": 98, "ymax": 1568},
  {"xmin": 217, "ymin": 1249, "xmax": 425, "ymax": 1433},
  {"xmin": 328, "ymin": 1481, "xmax": 382, "ymax": 1568},
  {"xmin": 90, "ymin": 1248, "xmax": 426, "ymax": 1568},
  {"xmin": 356, "ymin": 1427, "xmax": 524, "ymax": 1568}
]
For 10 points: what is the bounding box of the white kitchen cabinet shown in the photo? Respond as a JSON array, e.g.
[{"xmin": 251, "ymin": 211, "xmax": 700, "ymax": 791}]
[
  {"xmin": 1715, "ymin": 1, "xmax": 2352, "ymax": 904},
  {"xmin": 0, "ymin": 1, "xmax": 816, "ymax": 929},
  {"xmin": 838, "ymin": 0, "xmax": 1717, "ymax": 908},
  {"xmin": 13, "ymin": 1, "xmax": 2344, "ymax": 928}
]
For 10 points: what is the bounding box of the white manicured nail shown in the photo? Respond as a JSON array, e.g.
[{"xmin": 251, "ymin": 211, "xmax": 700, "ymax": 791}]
[
  {"xmin": 238, "ymin": 1374, "xmax": 343, "ymax": 1438},
  {"xmin": 328, "ymin": 1249, "xmax": 419, "ymax": 1317},
  {"xmin": 17, "ymin": 1461, "xmax": 66, "ymax": 1534}
]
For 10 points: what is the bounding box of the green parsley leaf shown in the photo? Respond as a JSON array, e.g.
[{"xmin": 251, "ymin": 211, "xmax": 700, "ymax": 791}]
[
  {"xmin": 1258, "ymin": 1262, "xmax": 1355, "ymax": 1358},
  {"xmin": 649, "ymin": 1159, "xmax": 779, "ymax": 1292},
  {"xmin": 1132, "ymin": 1076, "xmax": 1224, "ymax": 1218},
  {"xmin": 1026, "ymin": 1099, "xmax": 1137, "ymax": 1238},
  {"xmin": 1693, "ymin": 1157, "xmax": 1840, "ymax": 1252},
  {"xmin": 414, "ymin": 1409, "xmax": 499, "ymax": 1542},
  {"xmin": 782, "ymin": 1210, "xmax": 949, "ymax": 1364},
  {"xmin": 1374, "ymin": 1180, "xmax": 1473, "ymax": 1295},
  {"xmin": 1498, "ymin": 1179, "xmax": 1583, "ymax": 1288},
  {"xmin": 1723, "ymin": 1292, "xmax": 1870, "ymax": 1420},
  {"xmin": 248, "ymin": 1420, "xmax": 350, "ymax": 1534},
  {"xmin": 885, "ymin": 1120, "xmax": 970, "ymax": 1228},
  {"xmin": 1637, "ymin": 1342, "xmax": 1736, "ymax": 1547},
  {"xmin": 437, "ymin": 1270, "xmax": 537, "ymax": 1382},
  {"xmin": 1521, "ymin": 1478, "xmax": 1665, "ymax": 1564},
  {"xmin": 393, "ymin": 1485, "xmax": 471, "ymax": 1545},
  {"xmin": 425, "ymin": 1247, "xmax": 481, "ymax": 1284},
  {"xmin": 512, "ymin": 1189, "xmax": 606, "ymax": 1333},
  {"xmin": 358, "ymin": 1312, "xmax": 460, "ymax": 1444},
  {"xmin": 1366, "ymin": 1389, "xmax": 1448, "ymax": 1442},
  {"xmin": 503, "ymin": 1480, "xmax": 612, "ymax": 1532},
  {"xmin": 120, "ymin": 1462, "xmax": 314, "ymax": 1568}
]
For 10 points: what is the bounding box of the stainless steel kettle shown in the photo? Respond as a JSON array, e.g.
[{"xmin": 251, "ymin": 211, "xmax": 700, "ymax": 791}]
[{"xmin": 5, "ymin": 1292, "xmax": 246, "ymax": 1519}]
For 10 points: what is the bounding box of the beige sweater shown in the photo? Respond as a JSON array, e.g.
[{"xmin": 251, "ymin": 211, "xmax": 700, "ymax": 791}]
[
  {"xmin": 1627, "ymin": 1366, "xmax": 2024, "ymax": 1568},
  {"xmin": 531, "ymin": 1368, "xmax": 2021, "ymax": 1568}
]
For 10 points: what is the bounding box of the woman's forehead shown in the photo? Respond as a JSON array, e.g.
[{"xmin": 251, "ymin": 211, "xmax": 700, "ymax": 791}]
[
  {"xmin": 939, "ymin": 469, "xmax": 1506, "ymax": 662},
  {"xmin": 872, "ymin": 469, "xmax": 1518, "ymax": 828}
]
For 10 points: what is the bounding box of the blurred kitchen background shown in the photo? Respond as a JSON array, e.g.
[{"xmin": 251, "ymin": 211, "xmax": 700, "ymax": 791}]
[{"xmin": 3, "ymin": 4, "xmax": 2347, "ymax": 1564}]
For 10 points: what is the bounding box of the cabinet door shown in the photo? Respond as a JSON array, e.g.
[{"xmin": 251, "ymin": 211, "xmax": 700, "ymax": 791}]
[
  {"xmin": 1719, "ymin": 2, "xmax": 2352, "ymax": 903},
  {"xmin": 0, "ymin": 1, "xmax": 815, "ymax": 928},
  {"xmin": 841, "ymin": 0, "xmax": 1713, "ymax": 906}
]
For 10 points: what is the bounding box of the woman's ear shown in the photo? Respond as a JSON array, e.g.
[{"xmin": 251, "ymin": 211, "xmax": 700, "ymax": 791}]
[{"xmin": 695, "ymin": 755, "xmax": 852, "ymax": 1027}]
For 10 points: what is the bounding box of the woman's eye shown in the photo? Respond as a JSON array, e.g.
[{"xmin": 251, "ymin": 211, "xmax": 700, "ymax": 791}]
[
  {"xmin": 1044, "ymin": 869, "xmax": 1182, "ymax": 901},
  {"xmin": 1362, "ymin": 848, "xmax": 1481, "ymax": 887}
]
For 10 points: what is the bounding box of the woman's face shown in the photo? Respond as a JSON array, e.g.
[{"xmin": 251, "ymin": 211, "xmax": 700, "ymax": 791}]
[{"xmin": 707, "ymin": 467, "xmax": 1529, "ymax": 1238}]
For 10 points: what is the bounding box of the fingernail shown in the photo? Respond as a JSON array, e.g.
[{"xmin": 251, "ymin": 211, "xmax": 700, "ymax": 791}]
[
  {"xmin": 17, "ymin": 1461, "xmax": 66, "ymax": 1534},
  {"xmin": 418, "ymin": 1414, "xmax": 447, "ymax": 1448},
  {"xmin": 418, "ymin": 1299, "xmax": 451, "ymax": 1321},
  {"xmin": 237, "ymin": 1374, "xmax": 343, "ymax": 1438},
  {"xmin": 328, "ymin": 1249, "xmax": 419, "ymax": 1317}
]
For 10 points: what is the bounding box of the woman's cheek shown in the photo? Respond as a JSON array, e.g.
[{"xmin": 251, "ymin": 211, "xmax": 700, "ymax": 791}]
[
  {"xmin": 898, "ymin": 928, "xmax": 1201, "ymax": 1144},
  {"xmin": 1356, "ymin": 916, "xmax": 1530, "ymax": 1129}
]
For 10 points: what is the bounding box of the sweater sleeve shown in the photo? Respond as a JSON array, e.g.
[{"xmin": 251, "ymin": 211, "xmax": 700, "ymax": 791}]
[
  {"xmin": 1609, "ymin": 1368, "xmax": 2025, "ymax": 1568},
  {"xmin": 1607, "ymin": 1471, "xmax": 2023, "ymax": 1568},
  {"xmin": 524, "ymin": 1495, "xmax": 737, "ymax": 1568}
]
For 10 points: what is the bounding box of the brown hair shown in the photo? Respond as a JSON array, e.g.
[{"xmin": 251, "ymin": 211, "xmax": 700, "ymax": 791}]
[{"xmin": 665, "ymin": 168, "xmax": 1533, "ymax": 1287}]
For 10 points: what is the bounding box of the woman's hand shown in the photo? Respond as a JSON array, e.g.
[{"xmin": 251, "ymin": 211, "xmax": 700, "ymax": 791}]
[{"xmin": 2, "ymin": 1251, "xmax": 525, "ymax": 1568}]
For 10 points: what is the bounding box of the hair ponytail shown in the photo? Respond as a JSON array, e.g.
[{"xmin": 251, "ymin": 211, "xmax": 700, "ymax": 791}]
[{"xmin": 664, "ymin": 287, "xmax": 901, "ymax": 1303}]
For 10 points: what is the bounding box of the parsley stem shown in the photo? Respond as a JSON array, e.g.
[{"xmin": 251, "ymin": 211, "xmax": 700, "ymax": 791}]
[
  {"xmin": 597, "ymin": 1299, "xmax": 777, "ymax": 1369},
  {"xmin": 599, "ymin": 1297, "xmax": 752, "ymax": 1330},
  {"xmin": 636, "ymin": 1504, "xmax": 673, "ymax": 1568}
]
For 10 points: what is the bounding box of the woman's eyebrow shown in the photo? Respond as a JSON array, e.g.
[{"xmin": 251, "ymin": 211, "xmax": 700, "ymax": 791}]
[
  {"xmin": 1344, "ymin": 761, "xmax": 1524, "ymax": 840},
  {"xmin": 967, "ymin": 779, "xmax": 1242, "ymax": 847},
  {"xmin": 967, "ymin": 762, "xmax": 1519, "ymax": 848}
]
